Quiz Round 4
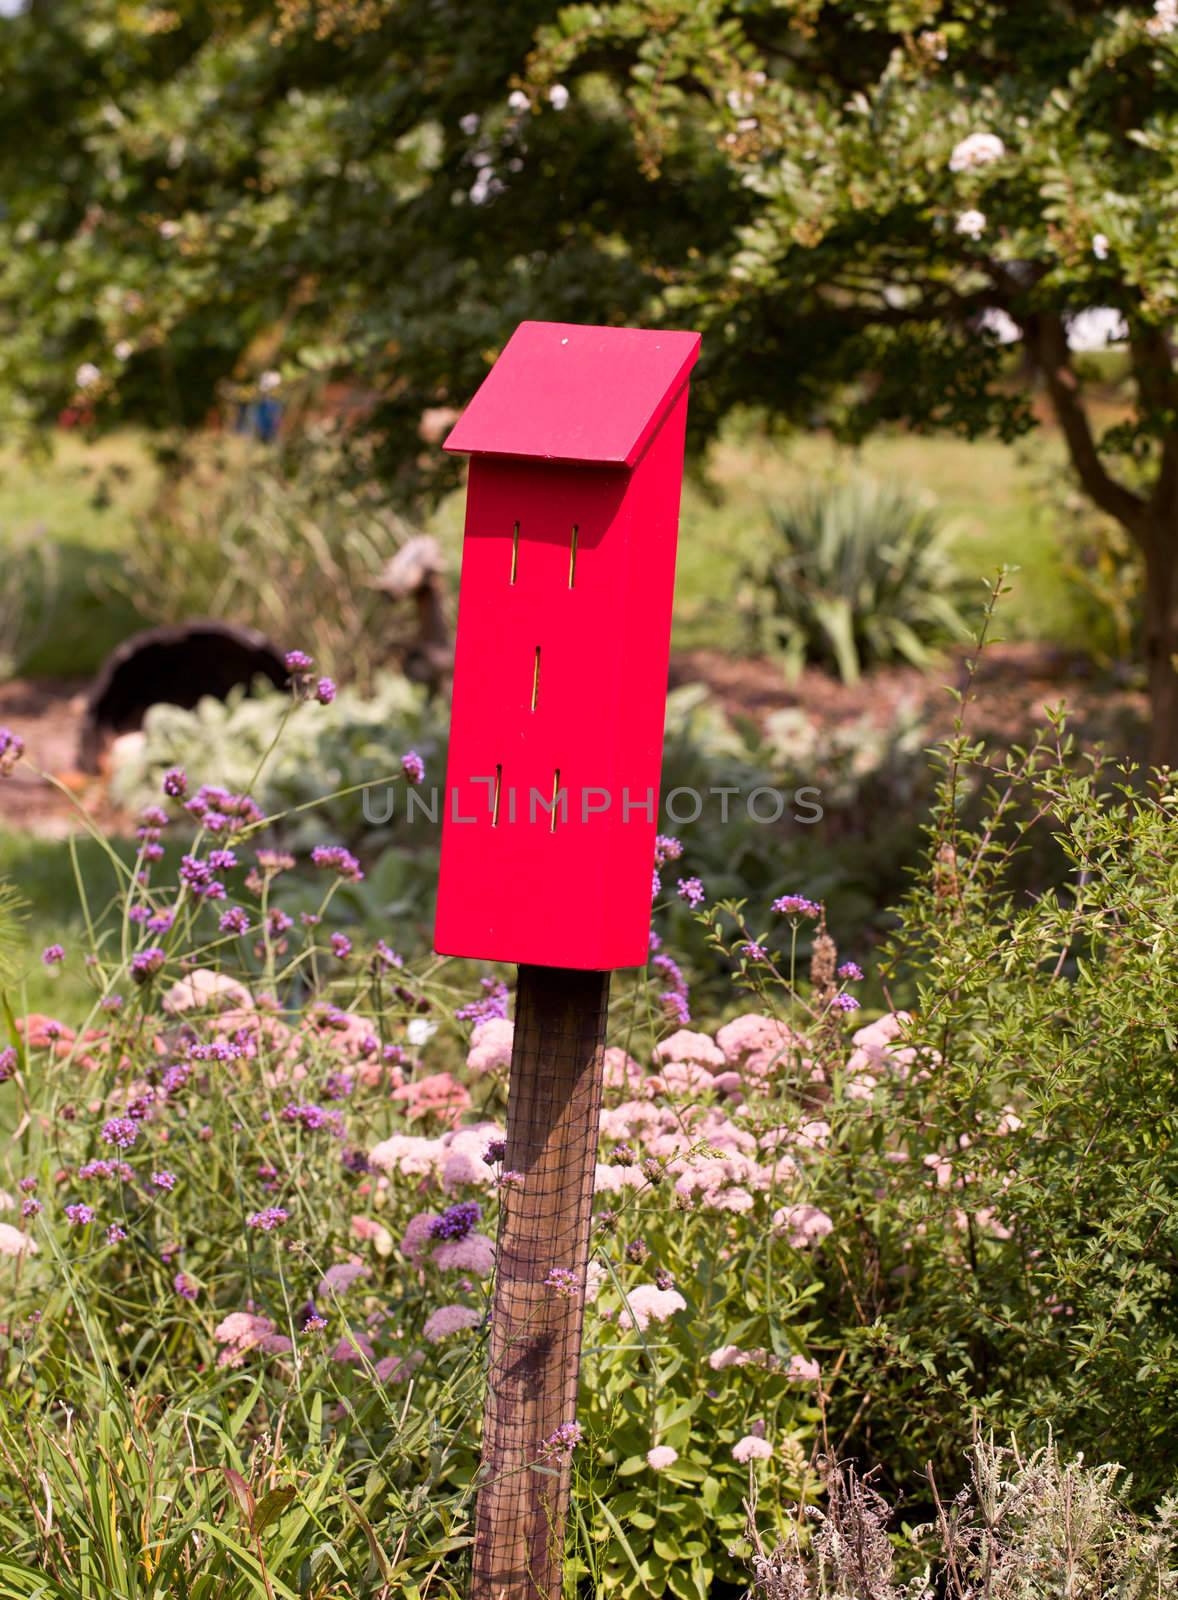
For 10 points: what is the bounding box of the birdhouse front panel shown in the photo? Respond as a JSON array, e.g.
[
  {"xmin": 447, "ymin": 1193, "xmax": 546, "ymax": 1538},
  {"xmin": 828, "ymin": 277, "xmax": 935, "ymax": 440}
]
[{"xmin": 434, "ymin": 321, "xmax": 700, "ymax": 971}]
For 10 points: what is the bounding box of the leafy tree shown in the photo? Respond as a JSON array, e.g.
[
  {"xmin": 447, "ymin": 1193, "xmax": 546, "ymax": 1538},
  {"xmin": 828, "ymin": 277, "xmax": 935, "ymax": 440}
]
[{"xmin": 4, "ymin": 2, "xmax": 1178, "ymax": 761}]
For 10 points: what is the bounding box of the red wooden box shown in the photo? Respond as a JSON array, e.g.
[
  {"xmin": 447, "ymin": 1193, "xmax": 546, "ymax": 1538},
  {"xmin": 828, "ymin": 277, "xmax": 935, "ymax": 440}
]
[{"xmin": 434, "ymin": 320, "xmax": 701, "ymax": 970}]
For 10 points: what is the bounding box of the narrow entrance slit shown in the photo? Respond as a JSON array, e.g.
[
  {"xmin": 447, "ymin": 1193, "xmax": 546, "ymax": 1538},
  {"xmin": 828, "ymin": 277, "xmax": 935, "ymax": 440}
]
[
  {"xmin": 568, "ymin": 525, "xmax": 578, "ymax": 588},
  {"xmin": 492, "ymin": 764, "xmax": 502, "ymax": 827},
  {"xmin": 510, "ymin": 522, "xmax": 520, "ymax": 585},
  {"xmin": 531, "ymin": 646, "xmax": 541, "ymax": 712},
  {"xmin": 550, "ymin": 768, "xmax": 560, "ymax": 832}
]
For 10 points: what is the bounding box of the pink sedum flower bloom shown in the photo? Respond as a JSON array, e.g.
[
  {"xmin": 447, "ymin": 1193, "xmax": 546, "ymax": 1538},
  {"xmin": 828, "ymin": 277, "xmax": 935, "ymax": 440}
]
[
  {"xmin": 433, "ymin": 1232, "xmax": 496, "ymax": 1276},
  {"xmin": 732, "ymin": 1435, "xmax": 774, "ymax": 1463},
  {"xmin": 423, "ymin": 1304, "xmax": 482, "ymax": 1343},
  {"xmin": 317, "ymin": 1261, "xmax": 370, "ymax": 1298},
  {"xmin": 615, "ymin": 1284, "xmax": 687, "ymax": 1333},
  {"xmin": 0, "ymin": 1222, "xmax": 37, "ymax": 1257},
  {"xmin": 466, "ymin": 1017, "xmax": 514, "ymax": 1075},
  {"xmin": 213, "ymin": 1311, "xmax": 292, "ymax": 1367},
  {"xmin": 709, "ymin": 1344, "xmax": 749, "ymax": 1371},
  {"xmin": 773, "ymin": 1203, "xmax": 834, "ymax": 1248}
]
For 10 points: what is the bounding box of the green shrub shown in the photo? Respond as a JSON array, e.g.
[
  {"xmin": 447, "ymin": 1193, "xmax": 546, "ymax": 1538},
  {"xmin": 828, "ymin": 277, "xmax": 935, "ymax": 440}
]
[
  {"xmin": 741, "ymin": 476, "xmax": 971, "ymax": 682},
  {"xmin": 790, "ymin": 711, "xmax": 1178, "ymax": 1507}
]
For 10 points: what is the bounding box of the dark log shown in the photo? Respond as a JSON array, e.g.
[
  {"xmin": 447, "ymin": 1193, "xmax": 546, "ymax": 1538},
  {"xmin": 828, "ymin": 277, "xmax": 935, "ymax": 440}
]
[{"xmin": 79, "ymin": 620, "xmax": 287, "ymax": 771}]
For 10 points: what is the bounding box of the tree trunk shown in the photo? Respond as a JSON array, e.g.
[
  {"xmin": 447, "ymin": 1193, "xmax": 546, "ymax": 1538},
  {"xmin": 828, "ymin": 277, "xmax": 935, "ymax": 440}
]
[{"xmin": 1142, "ymin": 522, "xmax": 1178, "ymax": 770}]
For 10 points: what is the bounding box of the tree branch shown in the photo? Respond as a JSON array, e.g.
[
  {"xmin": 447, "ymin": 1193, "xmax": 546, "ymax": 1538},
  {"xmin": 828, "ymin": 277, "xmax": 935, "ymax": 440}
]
[{"xmin": 1034, "ymin": 312, "xmax": 1146, "ymax": 537}]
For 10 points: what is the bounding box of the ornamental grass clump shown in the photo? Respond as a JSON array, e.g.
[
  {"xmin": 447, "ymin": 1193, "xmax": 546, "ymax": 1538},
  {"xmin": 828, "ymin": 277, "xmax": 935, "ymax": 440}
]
[{"xmin": 741, "ymin": 476, "xmax": 972, "ymax": 683}]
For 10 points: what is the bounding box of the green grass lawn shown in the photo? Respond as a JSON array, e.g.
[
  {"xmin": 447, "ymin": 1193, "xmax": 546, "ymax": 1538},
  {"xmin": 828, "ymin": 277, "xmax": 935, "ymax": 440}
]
[
  {"xmin": 673, "ymin": 424, "xmax": 1086, "ymax": 655},
  {"xmin": 0, "ymin": 430, "xmax": 160, "ymax": 677}
]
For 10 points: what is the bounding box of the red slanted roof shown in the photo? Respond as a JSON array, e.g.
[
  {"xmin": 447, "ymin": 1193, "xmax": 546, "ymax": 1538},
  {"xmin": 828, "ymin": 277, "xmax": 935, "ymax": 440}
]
[{"xmin": 443, "ymin": 320, "xmax": 701, "ymax": 469}]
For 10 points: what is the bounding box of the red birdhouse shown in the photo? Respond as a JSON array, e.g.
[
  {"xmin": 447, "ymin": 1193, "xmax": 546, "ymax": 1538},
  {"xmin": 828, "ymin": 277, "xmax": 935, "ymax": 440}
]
[{"xmin": 434, "ymin": 320, "xmax": 701, "ymax": 971}]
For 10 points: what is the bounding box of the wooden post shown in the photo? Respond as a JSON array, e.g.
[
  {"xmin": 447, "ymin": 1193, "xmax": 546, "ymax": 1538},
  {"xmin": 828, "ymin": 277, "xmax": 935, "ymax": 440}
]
[{"xmin": 471, "ymin": 964, "xmax": 610, "ymax": 1600}]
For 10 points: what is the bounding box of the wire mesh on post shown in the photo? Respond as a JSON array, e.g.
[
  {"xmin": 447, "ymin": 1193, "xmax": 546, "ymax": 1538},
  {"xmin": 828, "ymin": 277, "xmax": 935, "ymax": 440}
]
[{"xmin": 471, "ymin": 963, "xmax": 611, "ymax": 1600}]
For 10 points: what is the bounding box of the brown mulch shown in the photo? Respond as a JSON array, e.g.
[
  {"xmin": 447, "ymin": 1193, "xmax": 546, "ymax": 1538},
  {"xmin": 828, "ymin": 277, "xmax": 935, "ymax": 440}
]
[
  {"xmin": 669, "ymin": 642, "xmax": 1149, "ymax": 757},
  {"xmin": 0, "ymin": 677, "xmax": 117, "ymax": 836},
  {"xmin": 0, "ymin": 646, "xmax": 1149, "ymax": 838}
]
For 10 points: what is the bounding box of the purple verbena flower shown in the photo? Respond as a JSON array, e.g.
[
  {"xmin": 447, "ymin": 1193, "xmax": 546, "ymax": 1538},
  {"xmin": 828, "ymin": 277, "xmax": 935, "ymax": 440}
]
[
  {"xmin": 741, "ymin": 942, "xmax": 768, "ymax": 963},
  {"xmin": 542, "ymin": 1421, "xmax": 582, "ymax": 1456},
  {"xmin": 65, "ymin": 1203, "xmax": 95, "ymax": 1227},
  {"xmin": 374, "ymin": 940, "xmax": 403, "ymax": 971},
  {"xmin": 661, "ymin": 991, "xmax": 691, "ymax": 1026},
  {"xmin": 831, "ymin": 993, "xmax": 861, "ymax": 1013},
  {"xmin": 281, "ymin": 1102, "xmax": 345, "ymax": 1136},
  {"xmin": 0, "ymin": 1046, "xmax": 17, "ymax": 1082},
  {"xmin": 544, "ymin": 1267, "xmax": 579, "ymax": 1298},
  {"xmin": 316, "ymin": 677, "xmax": 336, "ymax": 706},
  {"xmin": 174, "ymin": 1271, "xmax": 198, "ymax": 1300},
  {"xmin": 284, "ymin": 649, "xmax": 313, "ymax": 672},
  {"xmin": 247, "ymin": 1206, "xmax": 290, "ymax": 1232},
  {"xmin": 654, "ymin": 835, "xmax": 683, "ymax": 867},
  {"xmin": 106, "ymin": 1224, "xmax": 127, "ymax": 1245},
  {"xmin": 676, "ymin": 877, "xmax": 705, "ymax": 908},
  {"xmin": 401, "ymin": 750, "xmax": 425, "ymax": 785},
  {"xmin": 330, "ymin": 932, "xmax": 352, "ymax": 960},
  {"xmin": 179, "ymin": 855, "xmax": 225, "ymax": 898},
  {"xmin": 838, "ymin": 961, "xmax": 864, "ymax": 982},
  {"xmin": 130, "ymin": 947, "xmax": 166, "ymax": 984},
  {"xmin": 220, "ymin": 906, "xmax": 249, "ymax": 936},
  {"xmin": 0, "ymin": 727, "xmax": 25, "ymax": 775},
  {"xmin": 151, "ymin": 1170, "xmax": 177, "ymax": 1191},
  {"xmin": 102, "ymin": 1117, "xmax": 139, "ymax": 1150},
  {"xmin": 772, "ymin": 894, "xmax": 821, "ymax": 918},
  {"xmin": 42, "ymin": 944, "xmax": 65, "ymax": 966},
  {"xmin": 483, "ymin": 1139, "xmax": 507, "ymax": 1165},
  {"xmin": 455, "ymin": 977, "xmax": 509, "ymax": 1024},
  {"xmin": 430, "ymin": 1200, "xmax": 482, "ymax": 1242},
  {"xmin": 162, "ymin": 767, "xmax": 187, "ymax": 799},
  {"xmin": 255, "ymin": 849, "xmax": 295, "ymax": 874},
  {"xmin": 310, "ymin": 844, "xmax": 364, "ymax": 883}
]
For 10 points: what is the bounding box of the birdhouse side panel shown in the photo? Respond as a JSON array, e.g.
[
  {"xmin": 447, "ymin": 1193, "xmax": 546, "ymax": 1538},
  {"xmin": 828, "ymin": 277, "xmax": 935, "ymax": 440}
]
[{"xmin": 435, "ymin": 459, "xmax": 641, "ymax": 967}]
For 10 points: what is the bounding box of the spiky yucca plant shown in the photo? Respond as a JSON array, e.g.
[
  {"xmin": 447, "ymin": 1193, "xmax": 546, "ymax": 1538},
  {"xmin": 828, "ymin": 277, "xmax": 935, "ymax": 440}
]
[{"xmin": 743, "ymin": 477, "xmax": 972, "ymax": 683}]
